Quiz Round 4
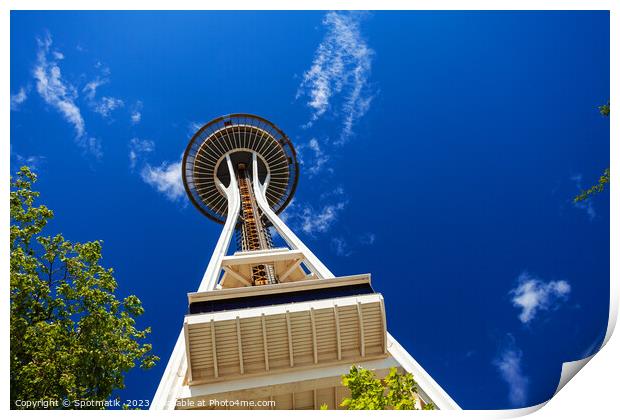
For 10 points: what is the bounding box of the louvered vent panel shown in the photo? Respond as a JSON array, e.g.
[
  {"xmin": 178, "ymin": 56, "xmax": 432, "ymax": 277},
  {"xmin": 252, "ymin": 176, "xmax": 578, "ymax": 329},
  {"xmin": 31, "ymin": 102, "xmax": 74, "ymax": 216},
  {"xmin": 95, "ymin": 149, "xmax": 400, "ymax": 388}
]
[{"xmin": 185, "ymin": 295, "xmax": 387, "ymax": 384}]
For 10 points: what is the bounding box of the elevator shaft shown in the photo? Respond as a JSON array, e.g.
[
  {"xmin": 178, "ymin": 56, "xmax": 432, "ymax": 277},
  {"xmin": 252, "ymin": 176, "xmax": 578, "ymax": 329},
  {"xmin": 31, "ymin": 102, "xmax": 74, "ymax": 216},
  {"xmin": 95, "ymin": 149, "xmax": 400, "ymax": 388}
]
[{"xmin": 236, "ymin": 163, "xmax": 278, "ymax": 286}]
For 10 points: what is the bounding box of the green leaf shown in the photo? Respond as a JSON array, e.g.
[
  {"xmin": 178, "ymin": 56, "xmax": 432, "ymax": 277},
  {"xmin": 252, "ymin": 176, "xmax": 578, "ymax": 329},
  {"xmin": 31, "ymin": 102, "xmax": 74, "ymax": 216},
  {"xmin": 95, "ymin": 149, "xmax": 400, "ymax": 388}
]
[
  {"xmin": 338, "ymin": 365, "xmax": 435, "ymax": 410},
  {"xmin": 10, "ymin": 166, "xmax": 158, "ymax": 409}
]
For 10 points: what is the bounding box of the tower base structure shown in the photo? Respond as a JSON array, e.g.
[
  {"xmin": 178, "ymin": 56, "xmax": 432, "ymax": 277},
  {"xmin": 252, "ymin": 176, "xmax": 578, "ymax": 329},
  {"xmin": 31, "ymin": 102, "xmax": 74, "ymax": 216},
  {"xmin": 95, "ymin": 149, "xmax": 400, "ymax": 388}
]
[{"xmin": 152, "ymin": 152, "xmax": 460, "ymax": 410}]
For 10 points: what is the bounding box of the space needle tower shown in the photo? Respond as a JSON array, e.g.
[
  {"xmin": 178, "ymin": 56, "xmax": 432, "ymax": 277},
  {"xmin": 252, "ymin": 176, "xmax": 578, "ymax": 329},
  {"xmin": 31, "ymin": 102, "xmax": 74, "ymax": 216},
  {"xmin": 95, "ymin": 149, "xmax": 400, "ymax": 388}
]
[{"xmin": 151, "ymin": 114, "xmax": 460, "ymax": 410}]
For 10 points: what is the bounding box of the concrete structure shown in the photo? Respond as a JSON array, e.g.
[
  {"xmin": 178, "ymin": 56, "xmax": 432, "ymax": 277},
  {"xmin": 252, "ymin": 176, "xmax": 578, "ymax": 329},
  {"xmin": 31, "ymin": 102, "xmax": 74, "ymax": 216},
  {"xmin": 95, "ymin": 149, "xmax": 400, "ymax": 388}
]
[{"xmin": 151, "ymin": 114, "xmax": 460, "ymax": 410}]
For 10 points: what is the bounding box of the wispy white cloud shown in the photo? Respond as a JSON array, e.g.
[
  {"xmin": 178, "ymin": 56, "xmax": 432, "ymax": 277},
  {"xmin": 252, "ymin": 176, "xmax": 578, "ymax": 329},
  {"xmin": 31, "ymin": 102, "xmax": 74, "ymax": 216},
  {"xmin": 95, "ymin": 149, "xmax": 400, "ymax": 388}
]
[
  {"xmin": 30, "ymin": 33, "xmax": 128, "ymax": 159},
  {"xmin": 280, "ymin": 184, "xmax": 348, "ymax": 235},
  {"xmin": 574, "ymin": 199, "xmax": 595, "ymax": 220},
  {"xmin": 319, "ymin": 185, "xmax": 345, "ymax": 200},
  {"xmin": 12, "ymin": 154, "xmax": 46, "ymax": 171},
  {"xmin": 298, "ymin": 138, "xmax": 330, "ymax": 176},
  {"xmin": 510, "ymin": 272, "xmax": 571, "ymax": 324},
  {"xmin": 359, "ymin": 232, "xmax": 376, "ymax": 245},
  {"xmin": 187, "ymin": 121, "xmax": 206, "ymax": 137},
  {"xmin": 94, "ymin": 60, "xmax": 111, "ymax": 76},
  {"xmin": 130, "ymin": 100, "xmax": 143, "ymax": 124},
  {"xmin": 297, "ymin": 12, "xmax": 374, "ymax": 143},
  {"xmin": 331, "ymin": 237, "xmax": 352, "ymax": 257},
  {"xmin": 140, "ymin": 160, "xmax": 185, "ymax": 202},
  {"xmin": 82, "ymin": 63, "xmax": 129, "ymax": 121},
  {"xmin": 82, "ymin": 77, "xmax": 107, "ymax": 101},
  {"xmin": 79, "ymin": 137, "xmax": 103, "ymax": 159},
  {"xmin": 571, "ymin": 174, "xmax": 596, "ymax": 221},
  {"xmin": 282, "ymin": 199, "xmax": 347, "ymax": 235},
  {"xmin": 33, "ymin": 33, "xmax": 86, "ymax": 140},
  {"xmin": 493, "ymin": 335, "xmax": 529, "ymax": 407},
  {"xmin": 93, "ymin": 96, "xmax": 124, "ymax": 117},
  {"xmin": 11, "ymin": 87, "xmax": 29, "ymax": 111},
  {"xmin": 128, "ymin": 138, "xmax": 155, "ymax": 170},
  {"xmin": 301, "ymin": 202, "xmax": 346, "ymax": 234}
]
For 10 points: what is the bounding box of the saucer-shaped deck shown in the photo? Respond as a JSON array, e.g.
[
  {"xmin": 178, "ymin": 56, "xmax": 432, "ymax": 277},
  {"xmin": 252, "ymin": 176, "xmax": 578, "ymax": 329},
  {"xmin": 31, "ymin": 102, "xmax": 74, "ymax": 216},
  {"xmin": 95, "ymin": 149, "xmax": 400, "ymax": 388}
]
[{"xmin": 182, "ymin": 114, "xmax": 299, "ymax": 224}]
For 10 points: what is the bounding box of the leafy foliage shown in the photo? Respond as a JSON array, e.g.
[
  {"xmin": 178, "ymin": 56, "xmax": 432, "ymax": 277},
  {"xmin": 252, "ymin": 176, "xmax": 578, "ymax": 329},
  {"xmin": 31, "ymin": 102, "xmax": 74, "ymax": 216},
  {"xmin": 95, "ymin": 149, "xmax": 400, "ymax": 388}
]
[
  {"xmin": 574, "ymin": 167, "xmax": 610, "ymax": 203},
  {"xmin": 10, "ymin": 167, "xmax": 158, "ymax": 409},
  {"xmin": 339, "ymin": 366, "xmax": 435, "ymax": 410},
  {"xmin": 598, "ymin": 100, "xmax": 610, "ymax": 117},
  {"xmin": 573, "ymin": 101, "xmax": 610, "ymax": 203}
]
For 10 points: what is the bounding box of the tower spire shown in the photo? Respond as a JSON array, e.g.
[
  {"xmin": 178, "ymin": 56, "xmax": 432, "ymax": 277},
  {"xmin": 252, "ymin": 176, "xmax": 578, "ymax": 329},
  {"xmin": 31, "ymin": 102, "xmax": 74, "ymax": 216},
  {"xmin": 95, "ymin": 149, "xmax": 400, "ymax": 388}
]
[{"xmin": 151, "ymin": 114, "xmax": 460, "ymax": 411}]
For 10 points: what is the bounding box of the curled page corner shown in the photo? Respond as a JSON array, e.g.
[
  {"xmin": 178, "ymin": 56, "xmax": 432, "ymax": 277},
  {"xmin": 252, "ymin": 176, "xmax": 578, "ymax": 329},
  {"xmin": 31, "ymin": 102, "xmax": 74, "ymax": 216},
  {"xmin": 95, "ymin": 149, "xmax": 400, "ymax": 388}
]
[
  {"xmin": 552, "ymin": 283, "xmax": 618, "ymax": 398},
  {"xmin": 500, "ymin": 402, "xmax": 547, "ymax": 418},
  {"xmin": 554, "ymin": 355, "xmax": 595, "ymax": 396},
  {"xmin": 492, "ymin": 355, "xmax": 601, "ymax": 418}
]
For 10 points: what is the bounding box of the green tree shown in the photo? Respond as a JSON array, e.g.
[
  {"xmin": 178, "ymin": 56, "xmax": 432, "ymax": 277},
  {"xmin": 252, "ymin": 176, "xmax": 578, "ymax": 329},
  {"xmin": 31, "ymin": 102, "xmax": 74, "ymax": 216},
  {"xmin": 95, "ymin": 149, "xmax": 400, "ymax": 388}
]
[
  {"xmin": 10, "ymin": 167, "xmax": 158, "ymax": 409},
  {"xmin": 598, "ymin": 100, "xmax": 610, "ymax": 117},
  {"xmin": 339, "ymin": 366, "xmax": 435, "ymax": 410},
  {"xmin": 573, "ymin": 101, "xmax": 610, "ymax": 203}
]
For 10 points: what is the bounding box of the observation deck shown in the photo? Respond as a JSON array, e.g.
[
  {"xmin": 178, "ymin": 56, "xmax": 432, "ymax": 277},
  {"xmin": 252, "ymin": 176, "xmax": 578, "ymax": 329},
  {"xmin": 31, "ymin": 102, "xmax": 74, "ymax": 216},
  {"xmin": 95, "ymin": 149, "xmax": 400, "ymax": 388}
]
[{"xmin": 182, "ymin": 114, "xmax": 298, "ymax": 224}]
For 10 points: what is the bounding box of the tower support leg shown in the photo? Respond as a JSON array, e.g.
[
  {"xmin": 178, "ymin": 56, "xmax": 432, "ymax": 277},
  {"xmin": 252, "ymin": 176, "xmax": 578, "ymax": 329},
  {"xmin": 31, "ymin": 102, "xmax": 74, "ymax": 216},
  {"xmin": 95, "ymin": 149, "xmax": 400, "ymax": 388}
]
[
  {"xmin": 251, "ymin": 152, "xmax": 334, "ymax": 280},
  {"xmin": 197, "ymin": 154, "xmax": 241, "ymax": 292}
]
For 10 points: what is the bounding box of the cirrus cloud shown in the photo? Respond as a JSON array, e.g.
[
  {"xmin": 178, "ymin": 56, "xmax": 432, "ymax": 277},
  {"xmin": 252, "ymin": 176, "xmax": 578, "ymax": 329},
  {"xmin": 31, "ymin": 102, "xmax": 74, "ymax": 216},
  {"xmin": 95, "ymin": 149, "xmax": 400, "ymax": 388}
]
[
  {"xmin": 493, "ymin": 335, "xmax": 529, "ymax": 407},
  {"xmin": 33, "ymin": 33, "xmax": 102, "ymax": 158},
  {"xmin": 33, "ymin": 34, "xmax": 85, "ymax": 139},
  {"xmin": 297, "ymin": 12, "xmax": 374, "ymax": 144},
  {"xmin": 281, "ymin": 198, "xmax": 347, "ymax": 236},
  {"xmin": 128, "ymin": 138, "xmax": 155, "ymax": 170},
  {"xmin": 11, "ymin": 87, "xmax": 29, "ymax": 110}
]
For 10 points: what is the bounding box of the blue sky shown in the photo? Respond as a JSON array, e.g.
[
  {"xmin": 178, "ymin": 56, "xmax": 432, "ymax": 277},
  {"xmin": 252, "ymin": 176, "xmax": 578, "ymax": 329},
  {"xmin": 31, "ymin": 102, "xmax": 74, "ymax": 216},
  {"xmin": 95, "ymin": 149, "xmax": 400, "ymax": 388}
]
[{"xmin": 10, "ymin": 11, "xmax": 609, "ymax": 409}]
